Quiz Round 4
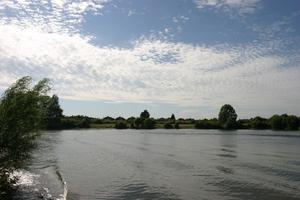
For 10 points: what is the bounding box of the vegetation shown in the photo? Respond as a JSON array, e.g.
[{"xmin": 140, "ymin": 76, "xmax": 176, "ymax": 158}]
[
  {"xmin": 250, "ymin": 116, "xmax": 270, "ymax": 130},
  {"xmin": 195, "ymin": 118, "xmax": 219, "ymax": 129},
  {"xmin": 0, "ymin": 76, "xmax": 52, "ymax": 198},
  {"xmin": 218, "ymin": 104, "xmax": 238, "ymax": 129},
  {"xmin": 270, "ymin": 114, "xmax": 299, "ymax": 130},
  {"xmin": 164, "ymin": 122, "xmax": 174, "ymax": 129},
  {"xmin": 115, "ymin": 121, "xmax": 128, "ymax": 129}
]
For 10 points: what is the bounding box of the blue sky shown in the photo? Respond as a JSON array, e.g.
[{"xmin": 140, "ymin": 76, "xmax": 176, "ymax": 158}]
[{"xmin": 0, "ymin": 0, "xmax": 300, "ymax": 118}]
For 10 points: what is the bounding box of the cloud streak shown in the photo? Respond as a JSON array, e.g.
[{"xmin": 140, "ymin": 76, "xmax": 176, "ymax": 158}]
[{"xmin": 194, "ymin": 0, "xmax": 261, "ymax": 15}]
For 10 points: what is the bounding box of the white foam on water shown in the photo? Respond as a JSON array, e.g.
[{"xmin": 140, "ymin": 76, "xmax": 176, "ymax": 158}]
[
  {"xmin": 56, "ymin": 170, "xmax": 68, "ymax": 200},
  {"xmin": 9, "ymin": 168, "xmax": 68, "ymax": 200},
  {"xmin": 9, "ymin": 169, "xmax": 39, "ymax": 187}
]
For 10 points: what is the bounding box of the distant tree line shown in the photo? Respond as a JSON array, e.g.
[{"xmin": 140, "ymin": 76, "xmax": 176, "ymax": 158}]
[{"xmin": 88, "ymin": 104, "xmax": 300, "ymax": 131}]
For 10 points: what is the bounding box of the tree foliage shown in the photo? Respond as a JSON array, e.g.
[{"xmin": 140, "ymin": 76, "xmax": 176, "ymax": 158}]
[
  {"xmin": 170, "ymin": 114, "xmax": 175, "ymax": 123},
  {"xmin": 218, "ymin": 104, "xmax": 238, "ymax": 129},
  {"xmin": 140, "ymin": 110, "xmax": 150, "ymax": 119},
  {"xmin": 115, "ymin": 121, "xmax": 128, "ymax": 129},
  {"xmin": 270, "ymin": 114, "xmax": 299, "ymax": 130},
  {"xmin": 0, "ymin": 76, "xmax": 51, "ymax": 198},
  {"xmin": 251, "ymin": 116, "xmax": 270, "ymax": 130},
  {"xmin": 43, "ymin": 95, "xmax": 63, "ymax": 130}
]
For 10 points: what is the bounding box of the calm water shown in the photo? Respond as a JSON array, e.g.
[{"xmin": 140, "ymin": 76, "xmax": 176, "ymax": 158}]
[{"xmin": 13, "ymin": 129, "xmax": 300, "ymax": 200}]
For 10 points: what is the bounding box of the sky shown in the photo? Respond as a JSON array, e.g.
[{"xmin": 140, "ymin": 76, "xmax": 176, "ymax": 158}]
[{"xmin": 0, "ymin": 0, "xmax": 300, "ymax": 119}]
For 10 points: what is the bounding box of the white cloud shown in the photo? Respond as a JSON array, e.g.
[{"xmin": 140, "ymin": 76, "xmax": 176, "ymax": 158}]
[
  {"xmin": 0, "ymin": 23, "xmax": 300, "ymax": 117},
  {"xmin": 0, "ymin": 0, "xmax": 109, "ymax": 33},
  {"xmin": 194, "ymin": 0, "xmax": 261, "ymax": 15},
  {"xmin": 0, "ymin": 0, "xmax": 299, "ymax": 117}
]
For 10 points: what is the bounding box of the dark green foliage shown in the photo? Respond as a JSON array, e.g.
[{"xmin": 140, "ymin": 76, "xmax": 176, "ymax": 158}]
[
  {"xmin": 140, "ymin": 110, "xmax": 150, "ymax": 119},
  {"xmin": 236, "ymin": 119, "xmax": 251, "ymax": 129},
  {"xmin": 286, "ymin": 115, "xmax": 299, "ymax": 130},
  {"xmin": 270, "ymin": 114, "xmax": 299, "ymax": 130},
  {"xmin": 61, "ymin": 116, "xmax": 91, "ymax": 129},
  {"xmin": 251, "ymin": 117, "xmax": 270, "ymax": 129},
  {"xmin": 116, "ymin": 116, "xmax": 125, "ymax": 121},
  {"xmin": 133, "ymin": 111, "xmax": 155, "ymax": 129},
  {"xmin": 103, "ymin": 116, "xmax": 114, "ymax": 123},
  {"xmin": 177, "ymin": 118, "xmax": 196, "ymax": 124},
  {"xmin": 127, "ymin": 117, "xmax": 135, "ymax": 122},
  {"xmin": 43, "ymin": 95, "xmax": 63, "ymax": 130},
  {"xmin": 0, "ymin": 76, "xmax": 51, "ymax": 198},
  {"xmin": 0, "ymin": 76, "xmax": 50, "ymax": 151},
  {"xmin": 170, "ymin": 114, "xmax": 175, "ymax": 123},
  {"xmin": 115, "ymin": 121, "xmax": 128, "ymax": 129},
  {"xmin": 270, "ymin": 115, "xmax": 285, "ymax": 130},
  {"xmin": 134, "ymin": 117, "xmax": 144, "ymax": 129},
  {"xmin": 195, "ymin": 119, "xmax": 220, "ymax": 129},
  {"xmin": 174, "ymin": 122, "xmax": 180, "ymax": 129},
  {"xmin": 164, "ymin": 123, "xmax": 174, "ymax": 129},
  {"xmin": 130, "ymin": 122, "xmax": 135, "ymax": 129},
  {"xmin": 143, "ymin": 118, "xmax": 156, "ymax": 129},
  {"xmin": 218, "ymin": 104, "xmax": 238, "ymax": 129}
]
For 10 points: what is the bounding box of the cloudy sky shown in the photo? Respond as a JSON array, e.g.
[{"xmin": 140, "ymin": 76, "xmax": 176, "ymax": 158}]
[{"xmin": 0, "ymin": 0, "xmax": 300, "ymax": 118}]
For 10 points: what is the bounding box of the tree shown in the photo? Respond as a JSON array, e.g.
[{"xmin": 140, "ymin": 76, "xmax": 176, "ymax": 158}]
[
  {"xmin": 270, "ymin": 114, "xmax": 299, "ymax": 130},
  {"xmin": 170, "ymin": 114, "xmax": 176, "ymax": 123},
  {"xmin": 140, "ymin": 110, "xmax": 150, "ymax": 119},
  {"xmin": 164, "ymin": 122, "xmax": 173, "ymax": 129},
  {"xmin": 115, "ymin": 121, "xmax": 128, "ymax": 129},
  {"xmin": 270, "ymin": 115, "xmax": 285, "ymax": 130},
  {"xmin": 134, "ymin": 117, "xmax": 144, "ymax": 129},
  {"xmin": 44, "ymin": 95, "xmax": 63, "ymax": 130},
  {"xmin": 251, "ymin": 116, "xmax": 269, "ymax": 129},
  {"xmin": 0, "ymin": 76, "xmax": 51, "ymax": 198},
  {"xmin": 218, "ymin": 104, "xmax": 238, "ymax": 129},
  {"xmin": 286, "ymin": 115, "xmax": 299, "ymax": 130},
  {"xmin": 143, "ymin": 118, "xmax": 156, "ymax": 129}
]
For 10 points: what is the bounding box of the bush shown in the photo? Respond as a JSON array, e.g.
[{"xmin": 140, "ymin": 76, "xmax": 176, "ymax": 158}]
[
  {"xmin": 115, "ymin": 121, "xmax": 128, "ymax": 129},
  {"xmin": 251, "ymin": 117, "xmax": 270, "ymax": 129},
  {"xmin": 286, "ymin": 115, "xmax": 299, "ymax": 130},
  {"xmin": 195, "ymin": 120, "xmax": 219, "ymax": 129},
  {"xmin": 143, "ymin": 118, "xmax": 156, "ymax": 129},
  {"xmin": 164, "ymin": 123, "xmax": 173, "ymax": 129}
]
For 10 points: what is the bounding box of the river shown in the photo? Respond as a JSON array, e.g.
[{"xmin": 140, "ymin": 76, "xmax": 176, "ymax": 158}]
[{"xmin": 12, "ymin": 129, "xmax": 300, "ymax": 200}]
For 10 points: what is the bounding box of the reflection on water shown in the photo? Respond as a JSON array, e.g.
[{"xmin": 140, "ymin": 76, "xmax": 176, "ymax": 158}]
[{"xmin": 16, "ymin": 129, "xmax": 300, "ymax": 200}]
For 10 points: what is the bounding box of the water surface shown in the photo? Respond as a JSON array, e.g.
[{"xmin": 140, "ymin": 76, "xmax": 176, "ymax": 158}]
[{"xmin": 14, "ymin": 129, "xmax": 300, "ymax": 200}]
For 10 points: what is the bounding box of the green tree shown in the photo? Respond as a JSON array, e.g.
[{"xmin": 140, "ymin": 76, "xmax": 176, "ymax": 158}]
[
  {"xmin": 174, "ymin": 122, "xmax": 180, "ymax": 129},
  {"xmin": 0, "ymin": 76, "xmax": 51, "ymax": 198},
  {"xmin": 218, "ymin": 104, "xmax": 238, "ymax": 129},
  {"xmin": 270, "ymin": 115, "xmax": 285, "ymax": 130},
  {"xmin": 164, "ymin": 122, "xmax": 173, "ymax": 129},
  {"xmin": 170, "ymin": 114, "xmax": 175, "ymax": 123},
  {"xmin": 44, "ymin": 95, "xmax": 63, "ymax": 130},
  {"xmin": 134, "ymin": 117, "xmax": 144, "ymax": 129},
  {"xmin": 286, "ymin": 115, "xmax": 299, "ymax": 130},
  {"xmin": 143, "ymin": 118, "xmax": 156, "ymax": 129},
  {"xmin": 251, "ymin": 116, "xmax": 269, "ymax": 129},
  {"xmin": 115, "ymin": 121, "xmax": 128, "ymax": 129},
  {"xmin": 140, "ymin": 110, "xmax": 150, "ymax": 119}
]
